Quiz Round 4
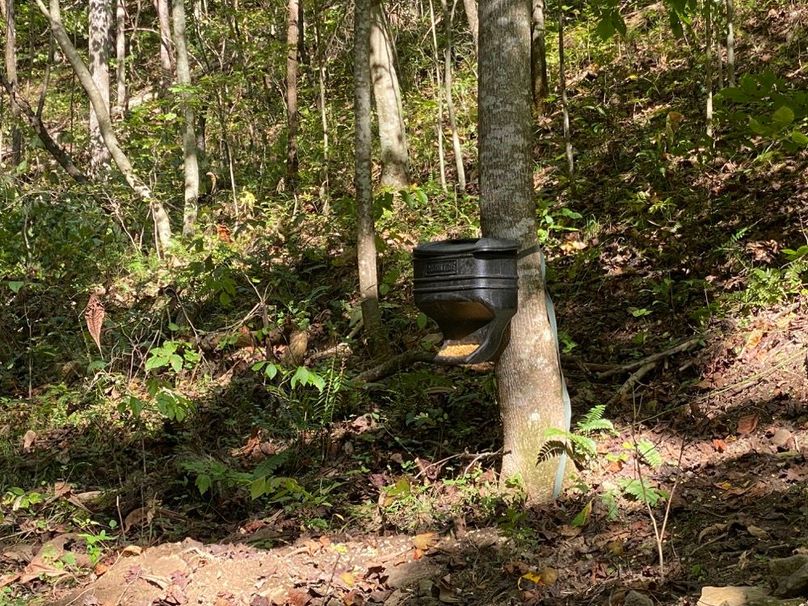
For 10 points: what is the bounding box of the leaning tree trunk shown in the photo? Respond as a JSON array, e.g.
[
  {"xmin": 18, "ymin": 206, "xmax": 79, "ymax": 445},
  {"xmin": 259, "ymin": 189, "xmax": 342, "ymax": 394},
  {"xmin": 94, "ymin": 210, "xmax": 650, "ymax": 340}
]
[
  {"xmin": 36, "ymin": 0, "xmax": 173, "ymax": 255},
  {"xmin": 89, "ymin": 0, "xmax": 112, "ymax": 174},
  {"xmin": 355, "ymin": 0, "xmax": 388, "ymax": 355},
  {"xmin": 4, "ymin": 0, "xmax": 21, "ymax": 166},
  {"xmin": 370, "ymin": 0, "xmax": 410, "ymax": 188},
  {"xmin": 478, "ymin": 0, "xmax": 569, "ymax": 503},
  {"xmin": 172, "ymin": 0, "xmax": 200, "ymax": 237},
  {"xmin": 531, "ymin": 0, "xmax": 549, "ymax": 115},
  {"xmin": 0, "ymin": 74, "xmax": 88, "ymax": 182},
  {"xmin": 285, "ymin": 0, "xmax": 300, "ymax": 189}
]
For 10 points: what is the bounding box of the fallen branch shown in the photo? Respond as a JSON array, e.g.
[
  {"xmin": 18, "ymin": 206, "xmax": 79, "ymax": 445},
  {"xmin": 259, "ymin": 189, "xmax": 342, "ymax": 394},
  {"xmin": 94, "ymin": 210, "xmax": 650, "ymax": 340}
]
[
  {"xmin": 597, "ymin": 337, "xmax": 703, "ymax": 380},
  {"xmin": 351, "ymin": 350, "xmax": 436, "ymax": 385},
  {"xmin": 607, "ymin": 361, "xmax": 657, "ymax": 406}
]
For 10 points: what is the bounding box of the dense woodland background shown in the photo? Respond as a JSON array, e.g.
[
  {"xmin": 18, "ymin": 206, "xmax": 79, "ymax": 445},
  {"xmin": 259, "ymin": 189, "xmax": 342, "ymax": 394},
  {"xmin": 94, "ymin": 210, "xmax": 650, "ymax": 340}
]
[{"xmin": 1, "ymin": 0, "xmax": 808, "ymax": 603}]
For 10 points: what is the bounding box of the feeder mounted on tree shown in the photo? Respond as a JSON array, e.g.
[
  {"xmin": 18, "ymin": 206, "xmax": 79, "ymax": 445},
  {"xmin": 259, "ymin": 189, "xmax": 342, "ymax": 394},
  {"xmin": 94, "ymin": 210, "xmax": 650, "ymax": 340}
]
[{"xmin": 413, "ymin": 238, "xmax": 518, "ymax": 365}]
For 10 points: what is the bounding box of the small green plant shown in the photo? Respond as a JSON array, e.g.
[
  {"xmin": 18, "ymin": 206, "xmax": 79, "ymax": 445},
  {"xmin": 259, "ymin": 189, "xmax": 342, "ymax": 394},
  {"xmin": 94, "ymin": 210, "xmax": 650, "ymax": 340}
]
[
  {"xmin": 78, "ymin": 528, "xmax": 116, "ymax": 565},
  {"xmin": 2, "ymin": 488, "xmax": 44, "ymax": 511},
  {"xmin": 618, "ymin": 478, "xmax": 669, "ymax": 507},
  {"xmin": 145, "ymin": 340, "xmax": 201, "ymax": 374},
  {"xmin": 538, "ymin": 404, "xmax": 617, "ymax": 466}
]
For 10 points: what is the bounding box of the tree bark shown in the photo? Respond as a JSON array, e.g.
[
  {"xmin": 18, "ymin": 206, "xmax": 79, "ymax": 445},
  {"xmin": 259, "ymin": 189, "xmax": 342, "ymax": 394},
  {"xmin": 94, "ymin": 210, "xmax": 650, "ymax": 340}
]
[
  {"xmin": 172, "ymin": 0, "xmax": 200, "ymax": 237},
  {"xmin": 531, "ymin": 0, "xmax": 549, "ymax": 114},
  {"xmin": 725, "ymin": 0, "xmax": 735, "ymax": 86},
  {"xmin": 36, "ymin": 0, "xmax": 173, "ymax": 255},
  {"xmin": 89, "ymin": 0, "xmax": 112, "ymax": 173},
  {"xmin": 155, "ymin": 0, "xmax": 174, "ymax": 88},
  {"xmin": 558, "ymin": 5, "xmax": 573, "ymax": 177},
  {"xmin": 0, "ymin": 74, "xmax": 88, "ymax": 182},
  {"xmin": 462, "ymin": 0, "xmax": 478, "ymax": 53},
  {"xmin": 370, "ymin": 0, "xmax": 410, "ymax": 188},
  {"xmin": 314, "ymin": 0, "xmax": 330, "ymax": 200},
  {"xmin": 115, "ymin": 0, "xmax": 126, "ymax": 111},
  {"xmin": 4, "ymin": 0, "xmax": 21, "ymax": 166},
  {"xmin": 355, "ymin": 0, "xmax": 387, "ymax": 355},
  {"xmin": 478, "ymin": 0, "xmax": 568, "ymax": 503},
  {"xmin": 705, "ymin": 0, "xmax": 713, "ymax": 139},
  {"xmin": 286, "ymin": 0, "xmax": 300, "ymax": 188}
]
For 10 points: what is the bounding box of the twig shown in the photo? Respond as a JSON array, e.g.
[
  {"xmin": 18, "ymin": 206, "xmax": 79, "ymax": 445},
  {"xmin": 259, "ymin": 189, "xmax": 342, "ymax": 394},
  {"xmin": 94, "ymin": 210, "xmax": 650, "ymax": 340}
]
[
  {"xmin": 352, "ymin": 350, "xmax": 436, "ymax": 385},
  {"xmin": 412, "ymin": 448, "xmax": 505, "ymax": 479},
  {"xmin": 606, "ymin": 361, "xmax": 657, "ymax": 406},
  {"xmin": 597, "ymin": 337, "xmax": 702, "ymax": 379}
]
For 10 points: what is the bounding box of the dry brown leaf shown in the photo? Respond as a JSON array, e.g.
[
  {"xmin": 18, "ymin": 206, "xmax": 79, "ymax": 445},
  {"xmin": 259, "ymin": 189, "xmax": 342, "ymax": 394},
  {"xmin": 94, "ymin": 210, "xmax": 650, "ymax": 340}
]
[
  {"xmin": 744, "ymin": 328, "xmax": 764, "ymax": 351},
  {"xmin": 124, "ymin": 504, "xmax": 155, "ymax": 532},
  {"xmin": 84, "ymin": 293, "xmax": 105, "ymax": 353},
  {"xmin": 712, "ymin": 438, "xmax": 728, "ymax": 452},
  {"xmin": 22, "ymin": 430, "xmax": 36, "ymax": 452},
  {"xmin": 412, "ymin": 532, "xmax": 439, "ymax": 551},
  {"xmin": 121, "ymin": 545, "xmax": 143, "ymax": 557},
  {"xmin": 747, "ymin": 525, "xmax": 769, "ymax": 539},
  {"xmin": 737, "ymin": 414, "xmax": 759, "ymax": 435}
]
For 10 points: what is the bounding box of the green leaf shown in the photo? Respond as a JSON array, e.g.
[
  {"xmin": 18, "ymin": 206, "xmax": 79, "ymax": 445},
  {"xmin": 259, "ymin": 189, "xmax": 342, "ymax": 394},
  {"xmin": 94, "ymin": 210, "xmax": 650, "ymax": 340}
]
[
  {"xmin": 170, "ymin": 354, "xmax": 183, "ymax": 373},
  {"xmin": 250, "ymin": 476, "xmax": 267, "ymax": 499},
  {"xmin": 7, "ymin": 281, "xmax": 24, "ymax": 293},
  {"xmin": 290, "ymin": 366, "xmax": 325, "ymax": 391},
  {"xmin": 595, "ymin": 17, "xmax": 615, "ymax": 39},
  {"xmin": 145, "ymin": 355, "xmax": 167, "ymax": 371},
  {"xmin": 772, "ymin": 105, "xmax": 795, "ymax": 126},
  {"xmin": 748, "ymin": 117, "xmax": 768, "ymax": 136},
  {"xmin": 791, "ymin": 130, "xmax": 808, "ymax": 146},
  {"xmin": 263, "ymin": 363, "xmax": 279, "ymax": 380},
  {"xmin": 571, "ymin": 500, "xmax": 593, "ymax": 527},
  {"xmin": 416, "ymin": 313, "xmax": 428, "ymax": 330},
  {"xmin": 195, "ymin": 473, "xmax": 212, "ymax": 495}
]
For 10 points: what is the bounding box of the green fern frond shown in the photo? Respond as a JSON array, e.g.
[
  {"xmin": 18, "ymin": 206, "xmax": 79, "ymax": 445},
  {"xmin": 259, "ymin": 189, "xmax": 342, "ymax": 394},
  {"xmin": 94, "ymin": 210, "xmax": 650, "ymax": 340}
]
[
  {"xmin": 635, "ymin": 438, "xmax": 663, "ymax": 468},
  {"xmin": 537, "ymin": 439, "xmax": 571, "ymax": 463}
]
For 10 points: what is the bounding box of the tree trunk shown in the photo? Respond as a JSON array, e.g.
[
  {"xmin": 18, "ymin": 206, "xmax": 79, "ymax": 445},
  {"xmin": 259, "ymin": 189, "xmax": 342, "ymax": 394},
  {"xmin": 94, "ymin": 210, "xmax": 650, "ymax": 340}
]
[
  {"xmin": 441, "ymin": 0, "xmax": 466, "ymax": 192},
  {"xmin": 172, "ymin": 0, "xmax": 200, "ymax": 237},
  {"xmin": 725, "ymin": 0, "xmax": 735, "ymax": 86},
  {"xmin": 428, "ymin": 0, "xmax": 448, "ymax": 192},
  {"xmin": 286, "ymin": 0, "xmax": 300, "ymax": 188},
  {"xmin": 314, "ymin": 0, "xmax": 330, "ymax": 200},
  {"xmin": 115, "ymin": 0, "xmax": 126, "ymax": 111},
  {"xmin": 705, "ymin": 0, "xmax": 713, "ymax": 140},
  {"xmin": 558, "ymin": 5, "xmax": 574, "ymax": 177},
  {"xmin": 4, "ymin": 0, "xmax": 21, "ymax": 166},
  {"xmin": 370, "ymin": 0, "xmax": 410, "ymax": 188},
  {"xmin": 478, "ymin": 0, "xmax": 569, "ymax": 503},
  {"xmin": 355, "ymin": 0, "xmax": 387, "ymax": 355},
  {"xmin": 89, "ymin": 0, "xmax": 112, "ymax": 174},
  {"xmin": 531, "ymin": 0, "xmax": 549, "ymax": 115},
  {"xmin": 463, "ymin": 0, "xmax": 478, "ymax": 53},
  {"xmin": 36, "ymin": 0, "xmax": 173, "ymax": 255},
  {"xmin": 155, "ymin": 0, "xmax": 174, "ymax": 87}
]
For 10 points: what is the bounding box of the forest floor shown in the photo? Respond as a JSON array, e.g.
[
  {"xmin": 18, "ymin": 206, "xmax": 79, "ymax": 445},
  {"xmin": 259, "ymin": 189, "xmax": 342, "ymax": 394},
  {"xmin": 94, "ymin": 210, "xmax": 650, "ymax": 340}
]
[{"xmin": 3, "ymin": 297, "xmax": 807, "ymax": 606}]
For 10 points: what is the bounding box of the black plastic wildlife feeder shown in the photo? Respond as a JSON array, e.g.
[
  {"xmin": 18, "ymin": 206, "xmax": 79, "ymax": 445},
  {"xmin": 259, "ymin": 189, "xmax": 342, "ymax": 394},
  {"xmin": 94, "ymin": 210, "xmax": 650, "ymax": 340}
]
[{"xmin": 413, "ymin": 238, "xmax": 519, "ymax": 365}]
